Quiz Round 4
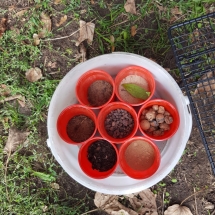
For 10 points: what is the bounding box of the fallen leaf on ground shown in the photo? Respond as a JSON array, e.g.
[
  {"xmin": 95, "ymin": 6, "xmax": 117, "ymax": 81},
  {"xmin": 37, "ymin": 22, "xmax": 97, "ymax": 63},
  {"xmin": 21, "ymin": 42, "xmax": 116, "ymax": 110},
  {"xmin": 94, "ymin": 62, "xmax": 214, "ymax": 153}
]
[
  {"xmin": 3, "ymin": 127, "xmax": 30, "ymax": 154},
  {"xmin": 171, "ymin": 6, "xmax": 182, "ymax": 15},
  {"xmin": 156, "ymin": 5, "xmax": 167, "ymax": 12},
  {"xmin": 94, "ymin": 192, "xmax": 138, "ymax": 215},
  {"xmin": 165, "ymin": 68, "xmax": 170, "ymax": 72},
  {"xmin": 25, "ymin": 67, "xmax": 43, "ymax": 82},
  {"xmin": 17, "ymin": 96, "xmax": 25, "ymax": 107},
  {"xmin": 111, "ymin": 210, "xmax": 130, "ymax": 215},
  {"xmin": 91, "ymin": 0, "xmax": 95, "ymax": 4},
  {"xmin": 50, "ymin": 183, "xmax": 60, "ymax": 190},
  {"xmin": 14, "ymin": 9, "xmax": 28, "ymax": 17},
  {"xmin": 124, "ymin": 0, "xmax": 137, "ymax": 15},
  {"xmin": 8, "ymin": 5, "xmax": 16, "ymax": 11},
  {"xmin": 0, "ymin": 84, "xmax": 11, "ymax": 96},
  {"xmin": 75, "ymin": 43, "xmax": 87, "ymax": 62},
  {"xmin": 0, "ymin": 18, "xmax": 7, "ymax": 37},
  {"xmin": 47, "ymin": 61, "xmax": 57, "ymax": 68},
  {"xmin": 205, "ymin": 201, "xmax": 214, "ymax": 210},
  {"xmin": 164, "ymin": 204, "xmax": 193, "ymax": 215},
  {"xmin": 38, "ymin": 12, "xmax": 52, "ymax": 38},
  {"xmin": 56, "ymin": 15, "xmax": 67, "ymax": 27},
  {"xmin": 131, "ymin": 25, "xmax": 137, "ymax": 37},
  {"xmin": 0, "ymin": 94, "xmax": 24, "ymax": 106},
  {"xmin": 128, "ymin": 189, "xmax": 158, "ymax": 215},
  {"xmin": 110, "ymin": 35, "xmax": 115, "ymax": 52},
  {"xmin": 54, "ymin": 0, "xmax": 61, "ymax": 4},
  {"xmin": 33, "ymin": 33, "xmax": 40, "ymax": 46},
  {"xmin": 80, "ymin": 9, "xmax": 87, "ymax": 14},
  {"xmin": 76, "ymin": 20, "xmax": 95, "ymax": 46}
]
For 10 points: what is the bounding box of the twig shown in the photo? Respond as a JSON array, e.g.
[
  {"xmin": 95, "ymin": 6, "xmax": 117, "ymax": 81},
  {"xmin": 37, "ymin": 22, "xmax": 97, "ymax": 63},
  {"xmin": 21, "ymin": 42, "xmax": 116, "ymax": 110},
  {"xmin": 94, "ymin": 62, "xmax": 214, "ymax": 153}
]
[
  {"xmin": 110, "ymin": 19, "xmax": 129, "ymax": 28},
  {"xmin": 162, "ymin": 188, "xmax": 166, "ymax": 215},
  {"xmin": 42, "ymin": 18, "xmax": 96, "ymax": 42},
  {"xmin": 211, "ymin": 210, "xmax": 215, "ymax": 215},
  {"xmin": 180, "ymin": 188, "xmax": 205, "ymax": 206},
  {"xmin": 194, "ymin": 188, "xmax": 198, "ymax": 215},
  {"xmin": 4, "ymin": 150, "xmax": 11, "ymax": 202},
  {"xmin": 80, "ymin": 208, "xmax": 99, "ymax": 215},
  {"xmin": 0, "ymin": 95, "xmax": 23, "ymax": 103}
]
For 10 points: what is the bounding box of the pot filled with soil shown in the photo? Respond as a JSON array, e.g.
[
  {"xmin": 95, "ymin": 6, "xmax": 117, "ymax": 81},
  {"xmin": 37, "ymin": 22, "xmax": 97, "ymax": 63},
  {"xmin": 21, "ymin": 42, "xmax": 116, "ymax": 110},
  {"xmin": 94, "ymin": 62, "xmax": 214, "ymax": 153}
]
[
  {"xmin": 78, "ymin": 137, "xmax": 118, "ymax": 179},
  {"xmin": 138, "ymin": 99, "xmax": 180, "ymax": 141},
  {"xmin": 97, "ymin": 102, "xmax": 138, "ymax": 143},
  {"xmin": 119, "ymin": 136, "xmax": 160, "ymax": 179},
  {"xmin": 76, "ymin": 70, "xmax": 115, "ymax": 109},
  {"xmin": 115, "ymin": 66, "xmax": 155, "ymax": 106},
  {"xmin": 57, "ymin": 104, "xmax": 97, "ymax": 144}
]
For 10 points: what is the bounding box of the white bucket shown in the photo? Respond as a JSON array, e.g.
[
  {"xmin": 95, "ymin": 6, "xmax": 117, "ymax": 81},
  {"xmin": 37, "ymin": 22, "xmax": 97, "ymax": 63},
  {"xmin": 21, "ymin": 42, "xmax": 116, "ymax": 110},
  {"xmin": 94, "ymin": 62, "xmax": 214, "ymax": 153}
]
[{"xmin": 47, "ymin": 52, "xmax": 192, "ymax": 195}]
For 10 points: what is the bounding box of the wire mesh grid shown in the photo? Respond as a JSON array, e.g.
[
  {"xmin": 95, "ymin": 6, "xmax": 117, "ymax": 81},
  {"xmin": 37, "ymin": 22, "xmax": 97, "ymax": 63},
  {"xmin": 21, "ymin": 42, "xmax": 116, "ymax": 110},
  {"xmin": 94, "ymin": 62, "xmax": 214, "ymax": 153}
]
[{"xmin": 168, "ymin": 12, "xmax": 215, "ymax": 175}]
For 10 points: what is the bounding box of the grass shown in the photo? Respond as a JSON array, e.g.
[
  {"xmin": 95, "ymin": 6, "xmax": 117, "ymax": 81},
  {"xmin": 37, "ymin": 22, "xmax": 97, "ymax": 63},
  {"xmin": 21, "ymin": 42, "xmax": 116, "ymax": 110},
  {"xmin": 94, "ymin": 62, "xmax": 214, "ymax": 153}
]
[{"xmin": 0, "ymin": 0, "xmax": 215, "ymax": 214}]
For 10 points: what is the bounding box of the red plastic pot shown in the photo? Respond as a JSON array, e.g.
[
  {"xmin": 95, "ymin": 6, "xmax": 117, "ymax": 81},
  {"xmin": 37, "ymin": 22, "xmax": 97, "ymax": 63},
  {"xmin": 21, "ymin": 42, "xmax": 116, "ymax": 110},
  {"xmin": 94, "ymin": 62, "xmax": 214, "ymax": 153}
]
[
  {"xmin": 138, "ymin": 99, "xmax": 180, "ymax": 141},
  {"xmin": 119, "ymin": 136, "xmax": 160, "ymax": 179},
  {"xmin": 76, "ymin": 70, "xmax": 115, "ymax": 109},
  {"xmin": 78, "ymin": 137, "xmax": 119, "ymax": 179},
  {"xmin": 57, "ymin": 104, "xmax": 97, "ymax": 144},
  {"xmin": 97, "ymin": 102, "xmax": 138, "ymax": 144},
  {"xmin": 115, "ymin": 66, "xmax": 155, "ymax": 106}
]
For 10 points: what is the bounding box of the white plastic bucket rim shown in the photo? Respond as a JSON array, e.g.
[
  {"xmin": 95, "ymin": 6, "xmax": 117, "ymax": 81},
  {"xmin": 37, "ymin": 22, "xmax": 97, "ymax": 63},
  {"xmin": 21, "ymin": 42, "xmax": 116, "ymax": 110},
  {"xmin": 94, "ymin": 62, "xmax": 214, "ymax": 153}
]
[{"xmin": 47, "ymin": 52, "xmax": 192, "ymax": 195}]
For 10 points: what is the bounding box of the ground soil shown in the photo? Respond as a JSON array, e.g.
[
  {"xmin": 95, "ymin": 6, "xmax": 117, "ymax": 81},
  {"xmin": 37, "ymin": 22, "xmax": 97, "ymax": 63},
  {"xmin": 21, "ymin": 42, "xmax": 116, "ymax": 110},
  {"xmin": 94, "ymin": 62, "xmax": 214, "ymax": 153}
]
[{"xmin": 1, "ymin": 0, "xmax": 215, "ymax": 215}]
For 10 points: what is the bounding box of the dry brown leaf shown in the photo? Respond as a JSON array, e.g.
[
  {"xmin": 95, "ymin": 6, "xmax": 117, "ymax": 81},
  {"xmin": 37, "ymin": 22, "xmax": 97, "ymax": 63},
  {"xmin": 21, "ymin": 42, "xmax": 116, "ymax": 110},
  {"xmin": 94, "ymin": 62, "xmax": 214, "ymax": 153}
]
[
  {"xmin": 110, "ymin": 35, "xmax": 115, "ymax": 52},
  {"xmin": 3, "ymin": 127, "xmax": 30, "ymax": 154},
  {"xmin": 25, "ymin": 67, "xmax": 43, "ymax": 82},
  {"xmin": 47, "ymin": 61, "xmax": 57, "ymax": 68},
  {"xmin": 54, "ymin": 0, "xmax": 61, "ymax": 4},
  {"xmin": 0, "ymin": 18, "xmax": 7, "ymax": 37},
  {"xmin": 74, "ymin": 43, "xmax": 87, "ymax": 62},
  {"xmin": 0, "ymin": 84, "xmax": 11, "ymax": 96},
  {"xmin": 50, "ymin": 183, "xmax": 60, "ymax": 190},
  {"xmin": 17, "ymin": 96, "xmax": 25, "ymax": 107},
  {"xmin": 205, "ymin": 202, "xmax": 214, "ymax": 210},
  {"xmin": 80, "ymin": 9, "xmax": 87, "ymax": 14},
  {"xmin": 131, "ymin": 25, "xmax": 137, "ymax": 37},
  {"xmin": 94, "ymin": 192, "xmax": 138, "ymax": 215},
  {"xmin": 91, "ymin": 0, "xmax": 95, "ymax": 4},
  {"xmin": 164, "ymin": 204, "xmax": 193, "ymax": 215},
  {"xmin": 8, "ymin": 5, "xmax": 16, "ymax": 11},
  {"xmin": 171, "ymin": 6, "xmax": 182, "ymax": 15},
  {"xmin": 128, "ymin": 189, "xmax": 158, "ymax": 215},
  {"xmin": 111, "ymin": 210, "xmax": 130, "ymax": 215},
  {"xmin": 33, "ymin": 33, "xmax": 40, "ymax": 46},
  {"xmin": 156, "ymin": 5, "xmax": 167, "ymax": 12},
  {"xmin": 124, "ymin": 0, "xmax": 137, "ymax": 15},
  {"xmin": 76, "ymin": 20, "xmax": 95, "ymax": 46},
  {"xmin": 15, "ymin": 9, "xmax": 28, "ymax": 17},
  {"xmin": 38, "ymin": 12, "xmax": 52, "ymax": 38},
  {"xmin": 56, "ymin": 15, "xmax": 67, "ymax": 27}
]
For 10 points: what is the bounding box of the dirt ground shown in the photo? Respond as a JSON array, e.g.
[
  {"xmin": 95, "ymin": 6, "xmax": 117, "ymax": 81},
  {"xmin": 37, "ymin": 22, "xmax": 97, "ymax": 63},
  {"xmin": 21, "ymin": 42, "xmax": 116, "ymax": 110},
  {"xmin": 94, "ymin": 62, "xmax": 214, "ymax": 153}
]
[{"xmin": 1, "ymin": 0, "xmax": 215, "ymax": 214}]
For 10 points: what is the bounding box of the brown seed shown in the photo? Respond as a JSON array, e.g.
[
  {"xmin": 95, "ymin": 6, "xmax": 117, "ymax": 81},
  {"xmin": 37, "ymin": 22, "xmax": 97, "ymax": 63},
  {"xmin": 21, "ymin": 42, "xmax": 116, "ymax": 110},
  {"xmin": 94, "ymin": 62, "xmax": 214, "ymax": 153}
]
[
  {"xmin": 158, "ymin": 105, "xmax": 165, "ymax": 114},
  {"xmin": 159, "ymin": 123, "xmax": 170, "ymax": 131},
  {"xmin": 156, "ymin": 114, "xmax": 165, "ymax": 123},
  {"xmin": 140, "ymin": 120, "xmax": 150, "ymax": 131},
  {"xmin": 145, "ymin": 110, "xmax": 156, "ymax": 121},
  {"xmin": 165, "ymin": 115, "xmax": 173, "ymax": 124}
]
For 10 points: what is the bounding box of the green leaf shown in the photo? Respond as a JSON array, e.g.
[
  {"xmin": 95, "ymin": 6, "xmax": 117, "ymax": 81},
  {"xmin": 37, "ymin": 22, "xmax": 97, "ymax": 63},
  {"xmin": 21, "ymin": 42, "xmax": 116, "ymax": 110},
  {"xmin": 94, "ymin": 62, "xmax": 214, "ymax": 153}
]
[
  {"xmin": 122, "ymin": 83, "xmax": 150, "ymax": 100},
  {"xmin": 32, "ymin": 171, "xmax": 55, "ymax": 182},
  {"xmin": 171, "ymin": 178, "xmax": 177, "ymax": 183}
]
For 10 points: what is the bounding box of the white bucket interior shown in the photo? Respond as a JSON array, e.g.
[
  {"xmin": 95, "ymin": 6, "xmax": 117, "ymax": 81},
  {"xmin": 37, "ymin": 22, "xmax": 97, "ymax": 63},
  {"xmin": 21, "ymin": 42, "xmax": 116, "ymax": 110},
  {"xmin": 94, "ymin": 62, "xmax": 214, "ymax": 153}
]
[{"xmin": 47, "ymin": 52, "xmax": 192, "ymax": 195}]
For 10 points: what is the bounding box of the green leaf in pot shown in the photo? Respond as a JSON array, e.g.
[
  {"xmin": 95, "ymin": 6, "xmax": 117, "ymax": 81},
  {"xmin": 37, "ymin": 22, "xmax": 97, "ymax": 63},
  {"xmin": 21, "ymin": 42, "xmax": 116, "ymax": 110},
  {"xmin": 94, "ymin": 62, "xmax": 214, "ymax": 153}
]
[{"xmin": 122, "ymin": 83, "xmax": 150, "ymax": 100}]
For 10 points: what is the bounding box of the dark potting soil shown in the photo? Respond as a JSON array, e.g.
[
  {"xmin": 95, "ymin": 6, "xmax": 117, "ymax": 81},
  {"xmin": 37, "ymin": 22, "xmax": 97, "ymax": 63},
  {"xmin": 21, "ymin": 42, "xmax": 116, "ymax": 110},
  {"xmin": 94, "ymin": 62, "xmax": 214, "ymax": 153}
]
[
  {"xmin": 66, "ymin": 115, "xmax": 95, "ymax": 142},
  {"xmin": 87, "ymin": 140, "xmax": 117, "ymax": 172},
  {"xmin": 105, "ymin": 109, "xmax": 134, "ymax": 138},
  {"xmin": 87, "ymin": 80, "xmax": 113, "ymax": 107}
]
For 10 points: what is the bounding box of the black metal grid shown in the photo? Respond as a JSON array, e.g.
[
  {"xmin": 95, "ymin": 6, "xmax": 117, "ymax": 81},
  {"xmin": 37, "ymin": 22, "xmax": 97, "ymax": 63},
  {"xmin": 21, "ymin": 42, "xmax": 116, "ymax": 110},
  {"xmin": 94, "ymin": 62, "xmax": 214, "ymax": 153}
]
[{"xmin": 168, "ymin": 12, "xmax": 215, "ymax": 175}]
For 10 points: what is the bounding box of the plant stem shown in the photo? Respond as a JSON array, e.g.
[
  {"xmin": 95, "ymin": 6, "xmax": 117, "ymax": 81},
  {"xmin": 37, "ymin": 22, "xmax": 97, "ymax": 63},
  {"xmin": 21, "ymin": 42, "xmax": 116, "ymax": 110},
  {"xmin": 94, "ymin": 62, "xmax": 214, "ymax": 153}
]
[{"xmin": 80, "ymin": 208, "xmax": 99, "ymax": 215}]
